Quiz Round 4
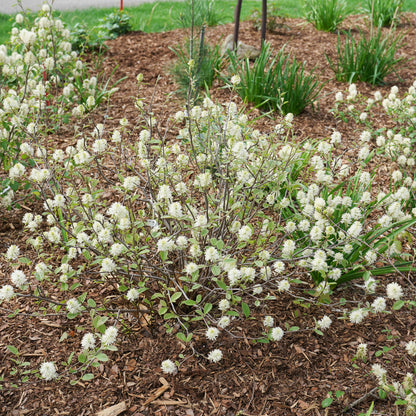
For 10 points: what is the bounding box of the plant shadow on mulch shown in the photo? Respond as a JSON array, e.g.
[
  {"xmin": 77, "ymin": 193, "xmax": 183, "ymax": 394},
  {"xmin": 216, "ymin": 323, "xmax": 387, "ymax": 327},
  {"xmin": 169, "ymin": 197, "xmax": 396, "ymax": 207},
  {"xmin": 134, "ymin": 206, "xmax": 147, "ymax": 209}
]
[{"xmin": 1, "ymin": 13, "xmax": 416, "ymax": 416}]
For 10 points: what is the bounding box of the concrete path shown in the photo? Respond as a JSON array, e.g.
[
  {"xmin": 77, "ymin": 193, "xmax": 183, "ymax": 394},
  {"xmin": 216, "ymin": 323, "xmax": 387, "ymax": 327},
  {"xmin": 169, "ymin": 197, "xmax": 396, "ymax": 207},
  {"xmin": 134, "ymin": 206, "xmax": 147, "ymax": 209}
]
[{"xmin": 1, "ymin": 0, "xmax": 169, "ymax": 15}]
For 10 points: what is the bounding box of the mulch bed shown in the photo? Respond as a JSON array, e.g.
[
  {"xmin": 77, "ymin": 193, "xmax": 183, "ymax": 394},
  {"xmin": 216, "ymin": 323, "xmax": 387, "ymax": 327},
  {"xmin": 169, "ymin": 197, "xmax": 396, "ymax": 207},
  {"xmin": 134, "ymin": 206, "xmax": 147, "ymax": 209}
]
[{"xmin": 1, "ymin": 13, "xmax": 416, "ymax": 416}]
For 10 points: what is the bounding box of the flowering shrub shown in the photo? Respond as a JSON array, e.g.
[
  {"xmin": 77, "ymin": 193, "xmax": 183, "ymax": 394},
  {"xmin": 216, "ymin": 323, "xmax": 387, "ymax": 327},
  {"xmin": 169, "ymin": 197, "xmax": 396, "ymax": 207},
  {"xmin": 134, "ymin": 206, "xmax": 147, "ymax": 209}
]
[
  {"xmin": 1, "ymin": 72, "xmax": 416, "ymax": 393},
  {"xmin": 0, "ymin": 5, "xmax": 117, "ymax": 207}
]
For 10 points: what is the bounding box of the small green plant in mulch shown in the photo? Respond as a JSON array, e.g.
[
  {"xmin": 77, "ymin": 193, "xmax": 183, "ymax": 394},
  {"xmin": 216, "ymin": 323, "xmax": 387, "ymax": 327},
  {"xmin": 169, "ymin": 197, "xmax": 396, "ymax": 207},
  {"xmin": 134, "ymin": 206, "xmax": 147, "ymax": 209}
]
[
  {"xmin": 69, "ymin": 22, "xmax": 107, "ymax": 52},
  {"xmin": 170, "ymin": 33, "xmax": 223, "ymax": 103},
  {"xmin": 70, "ymin": 10, "xmax": 132, "ymax": 52},
  {"xmin": 98, "ymin": 10, "xmax": 133, "ymax": 38},
  {"xmin": 177, "ymin": 0, "xmax": 225, "ymax": 29},
  {"xmin": 304, "ymin": 0, "xmax": 348, "ymax": 32},
  {"xmin": 327, "ymin": 27, "xmax": 405, "ymax": 85},
  {"xmin": 249, "ymin": 2, "xmax": 288, "ymax": 32},
  {"xmin": 226, "ymin": 42, "xmax": 323, "ymax": 115}
]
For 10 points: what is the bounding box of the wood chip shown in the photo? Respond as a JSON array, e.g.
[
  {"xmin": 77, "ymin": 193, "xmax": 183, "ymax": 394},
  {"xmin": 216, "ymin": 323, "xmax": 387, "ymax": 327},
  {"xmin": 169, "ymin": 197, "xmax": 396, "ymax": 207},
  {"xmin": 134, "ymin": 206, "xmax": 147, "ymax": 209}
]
[
  {"xmin": 40, "ymin": 320, "xmax": 62, "ymax": 328},
  {"xmin": 143, "ymin": 377, "xmax": 170, "ymax": 406},
  {"xmin": 150, "ymin": 399, "xmax": 188, "ymax": 406},
  {"xmin": 96, "ymin": 401, "xmax": 127, "ymax": 416}
]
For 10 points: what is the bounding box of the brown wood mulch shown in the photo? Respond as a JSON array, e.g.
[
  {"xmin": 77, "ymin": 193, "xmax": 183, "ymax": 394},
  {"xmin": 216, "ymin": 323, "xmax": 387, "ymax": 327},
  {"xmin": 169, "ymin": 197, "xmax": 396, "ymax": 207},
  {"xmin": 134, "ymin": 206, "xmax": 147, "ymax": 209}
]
[{"xmin": 1, "ymin": 12, "xmax": 416, "ymax": 416}]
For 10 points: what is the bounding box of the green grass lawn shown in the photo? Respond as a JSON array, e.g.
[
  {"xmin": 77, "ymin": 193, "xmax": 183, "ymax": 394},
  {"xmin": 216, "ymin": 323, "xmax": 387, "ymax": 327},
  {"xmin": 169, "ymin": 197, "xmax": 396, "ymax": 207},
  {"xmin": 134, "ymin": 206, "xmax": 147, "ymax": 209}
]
[{"xmin": 1, "ymin": 0, "xmax": 416, "ymax": 46}]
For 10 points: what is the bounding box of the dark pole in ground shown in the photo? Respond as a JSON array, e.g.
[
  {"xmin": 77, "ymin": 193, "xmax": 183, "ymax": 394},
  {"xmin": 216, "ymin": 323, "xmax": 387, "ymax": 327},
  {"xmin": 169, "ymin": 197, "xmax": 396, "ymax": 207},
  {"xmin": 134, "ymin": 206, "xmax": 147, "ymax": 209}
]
[
  {"xmin": 234, "ymin": 0, "xmax": 267, "ymax": 53},
  {"xmin": 261, "ymin": 0, "xmax": 267, "ymax": 46},
  {"xmin": 233, "ymin": 0, "xmax": 243, "ymax": 50}
]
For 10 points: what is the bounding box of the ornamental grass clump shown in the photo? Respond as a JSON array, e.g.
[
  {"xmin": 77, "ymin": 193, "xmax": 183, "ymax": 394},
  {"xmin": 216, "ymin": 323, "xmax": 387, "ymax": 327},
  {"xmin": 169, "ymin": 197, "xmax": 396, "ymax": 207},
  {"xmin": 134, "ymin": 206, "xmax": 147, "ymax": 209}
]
[
  {"xmin": 327, "ymin": 27, "xmax": 405, "ymax": 85},
  {"xmin": 304, "ymin": 0, "xmax": 348, "ymax": 32},
  {"xmin": 365, "ymin": 0, "xmax": 404, "ymax": 28},
  {"xmin": 227, "ymin": 43, "xmax": 323, "ymax": 115}
]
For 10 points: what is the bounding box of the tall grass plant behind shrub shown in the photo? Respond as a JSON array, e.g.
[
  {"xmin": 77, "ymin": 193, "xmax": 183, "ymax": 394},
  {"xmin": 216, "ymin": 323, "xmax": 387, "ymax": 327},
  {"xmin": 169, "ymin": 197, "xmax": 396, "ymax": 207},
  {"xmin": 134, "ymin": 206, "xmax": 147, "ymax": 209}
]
[
  {"xmin": 365, "ymin": 0, "xmax": 404, "ymax": 28},
  {"xmin": 249, "ymin": 2, "xmax": 288, "ymax": 32},
  {"xmin": 170, "ymin": 34, "xmax": 223, "ymax": 103},
  {"xmin": 227, "ymin": 43, "xmax": 323, "ymax": 115},
  {"xmin": 304, "ymin": 0, "xmax": 348, "ymax": 32},
  {"xmin": 327, "ymin": 28, "xmax": 405, "ymax": 85},
  {"xmin": 177, "ymin": 0, "xmax": 225, "ymax": 28}
]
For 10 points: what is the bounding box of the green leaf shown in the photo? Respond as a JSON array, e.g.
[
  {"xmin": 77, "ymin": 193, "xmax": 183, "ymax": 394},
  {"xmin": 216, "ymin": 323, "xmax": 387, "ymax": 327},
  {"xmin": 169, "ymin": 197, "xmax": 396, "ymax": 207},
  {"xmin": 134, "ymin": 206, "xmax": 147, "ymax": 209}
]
[
  {"xmin": 59, "ymin": 332, "xmax": 68, "ymax": 342},
  {"xmin": 87, "ymin": 298, "xmax": 96, "ymax": 308},
  {"xmin": 70, "ymin": 379, "xmax": 79, "ymax": 386},
  {"xmin": 314, "ymin": 329, "xmax": 324, "ymax": 336},
  {"xmin": 176, "ymin": 332, "xmax": 186, "ymax": 342},
  {"xmin": 81, "ymin": 373, "xmax": 94, "ymax": 381},
  {"xmin": 335, "ymin": 390, "xmax": 344, "ymax": 399},
  {"xmin": 82, "ymin": 249, "xmax": 91, "ymax": 260},
  {"xmin": 92, "ymin": 315, "xmax": 108, "ymax": 329},
  {"xmin": 18, "ymin": 257, "xmax": 31, "ymax": 264},
  {"xmin": 392, "ymin": 300, "xmax": 404, "ymax": 310},
  {"xmin": 163, "ymin": 312, "xmax": 177, "ymax": 320},
  {"xmin": 321, "ymin": 397, "xmax": 333, "ymax": 408},
  {"xmin": 170, "ymin": 292, "xmax": 182, "ymax": 303},
  {"xmin": 242, "ymin": 302, "xmax": 250, "ymax": 318},
  {"xmin": 104, "ymin": 345, "xmax": 118, "ymax": 351},
  {"xmin": 158, "ymin": 307, "xmax": 168, "ymax": 316},
  {"xmin": 78, "ymin": 352, "xmax": 87, "ymax": 364},
  {"xmin": 211, "ymin": 265, "xmax": 221, "ymax": 276},
  {"xmin": 78, "ymin": 292, "xmax": 87, "ymax": 303},
  {"xmin": 151, "ymin": 293, "xmax": 163, "ymax": 300},
  {"xmin": 382, "ymin": 346, "xmax": 394, "ymax": 353},
  {"xmin": 160, "ymin": 251, "xmax": 168, "ymax": 261},
  {"xmin": 216, "ymin": 240, "xmax": 224, "ymax": 250},
  {"xmin": 67, "ymin": 351, "xmax": 75, "ymax": 365},
  {"xmin": 96, "ymin": 353, "xmax": 109, "ymax": 362},
  {"xmin": 226, "ymin": 310, "xmax": 239, "ymax": 317},
  {"xmin": 204, "ymin": 303, "xmax": 212, "ymax": 315},
  {"xmin": 7, "ymin": 345, "xmax": 19, "ymax": 356},
  {"xmin": 216, "ymin": 280, "xmax": 228, "ymax": 290},
  {"xmin": 378, "ymin": 388, "xmax": 387, "ymax": 399},
  {"xmin": 182, "ymin": 299, "xmax": 196, "ymax": 306}
]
